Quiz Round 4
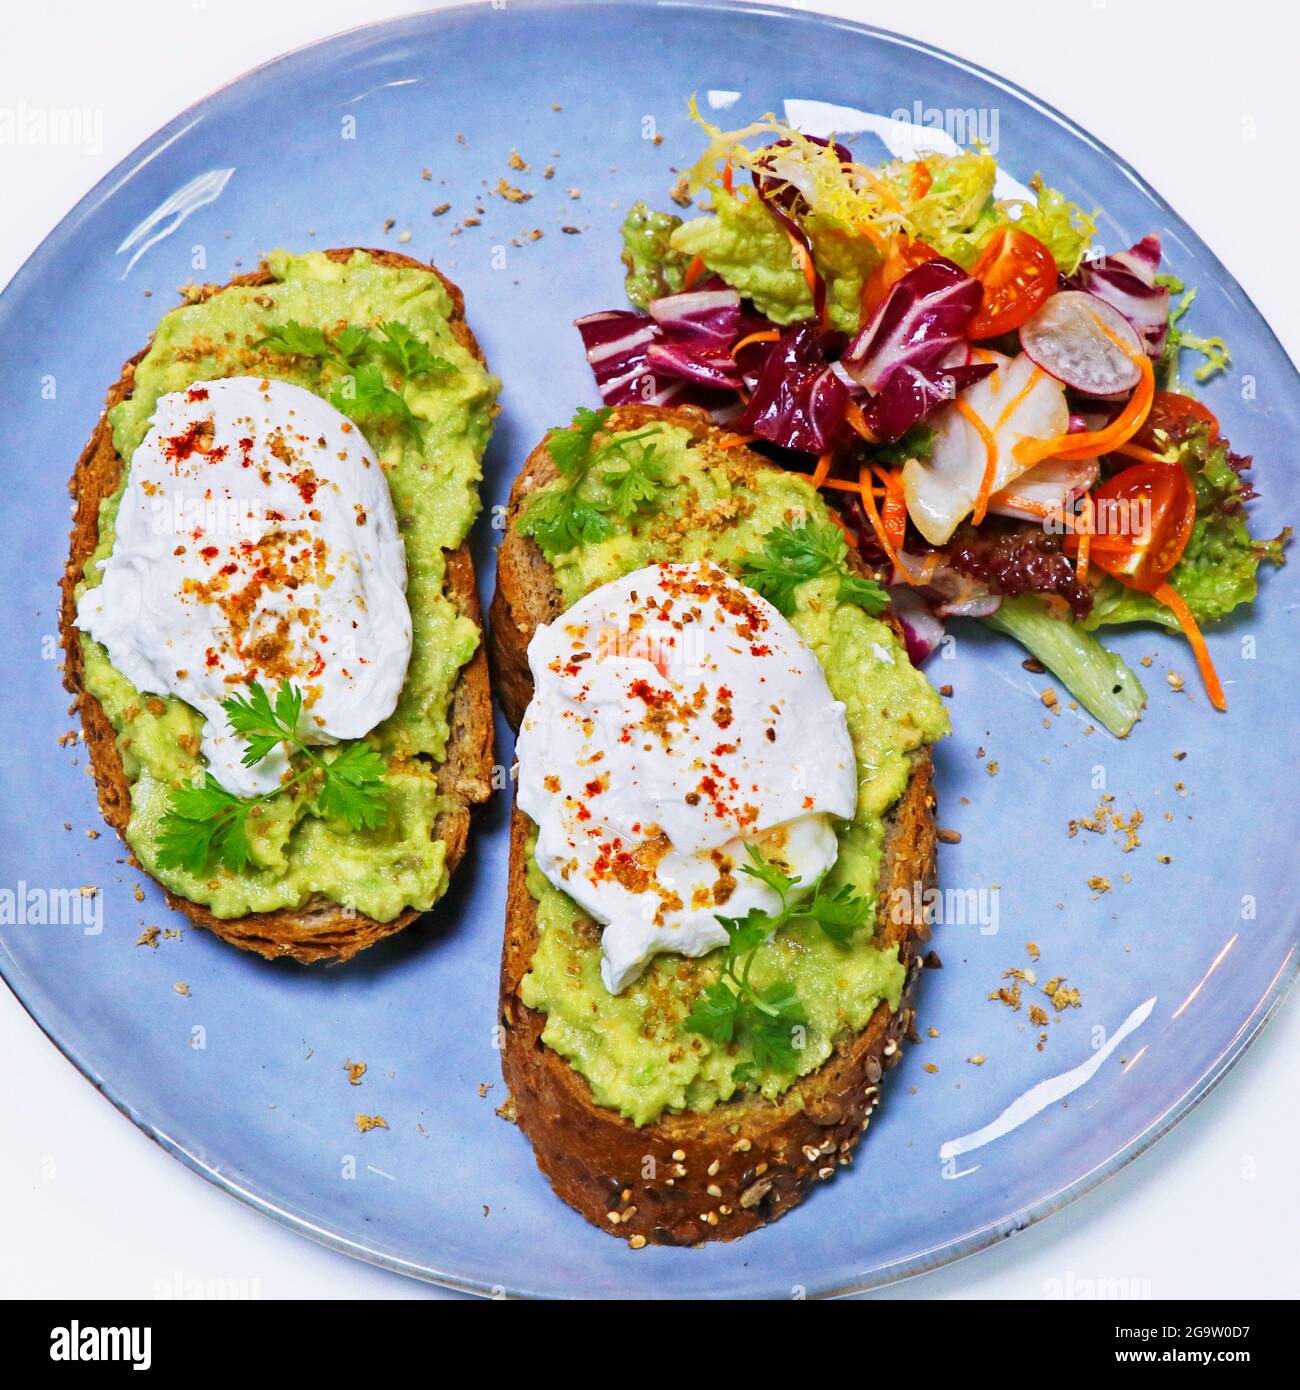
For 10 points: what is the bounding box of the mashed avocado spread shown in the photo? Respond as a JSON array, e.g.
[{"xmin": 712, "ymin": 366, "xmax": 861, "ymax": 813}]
[
  {"xmin": 517, "ymin": 423, "xmax": 948, "ymax": 1124},
  {"xmin": 76, "ymin": 250, "xmax": 499, "ymax": 920}
]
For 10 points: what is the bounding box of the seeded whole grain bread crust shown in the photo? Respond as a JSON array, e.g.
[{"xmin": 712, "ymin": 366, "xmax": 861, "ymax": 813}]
[
  {"xmin": 60, "ymin": 249, "xmax": 494, "ymax": 964},
  {"xmin": 491, "ymin": 405, "xmax": 939, "ymax": 1246}
]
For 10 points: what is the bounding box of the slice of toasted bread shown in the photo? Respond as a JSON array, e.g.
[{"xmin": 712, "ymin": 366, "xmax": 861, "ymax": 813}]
[
  {"xmin": 491, "ymin": 405, "xmax": 939, "ymax": 1245},
  {"xmin": 60, "ymin": 249, "xmax": 494, "ymax": 964}
]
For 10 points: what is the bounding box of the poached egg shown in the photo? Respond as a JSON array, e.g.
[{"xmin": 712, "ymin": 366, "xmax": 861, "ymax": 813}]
[
  {"xmin": 76, "ymin": 376, "xmax": 411, "ymax": 796},
  {"xmin": 515, "ymin": 560, "xmax": 858, "ymax": 993}
]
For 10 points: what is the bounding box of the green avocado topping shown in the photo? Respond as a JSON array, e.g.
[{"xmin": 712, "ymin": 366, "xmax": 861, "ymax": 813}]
[
  {"xmin": 516, "ymin": 422, "xmax": 948, "ymax": 1124},
  {"xmin": 76, "ymin": 250, "xmax": 499, "ymax": 921}
]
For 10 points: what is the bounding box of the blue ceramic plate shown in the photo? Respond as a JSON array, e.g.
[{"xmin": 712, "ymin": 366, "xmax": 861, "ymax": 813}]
[{"xmin": 1, "ymin": 1, "xmax": 1296, "ymax": 1299}]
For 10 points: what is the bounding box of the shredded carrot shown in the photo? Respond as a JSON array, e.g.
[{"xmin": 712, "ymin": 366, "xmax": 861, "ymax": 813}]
[
  {"xmin": 958, "ymin": 399, "xmax": 1001, "ymax": 525},
  {"xmin": 1112, "ymin": 440, "xmax": 1175, "ymax": 465},
  {"xmin": 873, "ymin": 465, "xmax": 908, "ymax": 554},
  {"xmin": 990, "ymin": 493, "xmax": 1053, "ymax": 518},
  {"xmin": 910, "ymin": 162, "xmax": 932, "ymax": 200},
  {"xmin": 722, "ymin": 160, "xmax": 734, "ymax": 195},
  {"xmin": 994, "ymin": 365, "xmax": 1044, "ymax": 433},
  {"xmin": 715, "ymin": 432, "xmax": 759, "ymax": 450},
  {"xmin": 971, "ymin": 365, "xmax": 1048, "ymax": 519},
  {"xmin": 785, "ymin": 228, "xmax": 822, "ymax": 323},
  {"xmin": 1153, "ymin": 581, "xmax": 1227, "ymax": 711},
  {"xmin": 1074, "ymin": 498, "xmax": 1094, "ymax": 581},
  {"xmin": 844, "ymin": 399, "xmax": 878, "ymax": 443},
  {"xmin": 811, "ymin": 451, "xmax": 833, "ymax": 487},
  {"xmin": 1061, "ymin": 533, "xmax": 1132, "ymax": 553},
  {"xmin": 858, "ymin": 462, "xmax": 904, "ymax": 572},
  {"xmin": 787, "ymin": 230, "xmax": 817, "ymax": 296},
  {"xmin": 731, "ymin": 329, "xmax": 781, "ymax": 357},
  {"xmin": 828, "ymin": 508, "xmax": 860, "ymax": 549},
  {"xmin": 1015, "ymin": 330, "xmax": 1155, "ymax": 469},
  {"xmin": 682, "ymin": 255, "xmax": 707, "ymax": 291}
]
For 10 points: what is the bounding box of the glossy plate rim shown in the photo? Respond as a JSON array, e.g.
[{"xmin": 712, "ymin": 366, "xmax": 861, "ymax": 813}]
[{"xmin": 1, "ymin": 0, "xmax": 1296, "ymax": 1299}]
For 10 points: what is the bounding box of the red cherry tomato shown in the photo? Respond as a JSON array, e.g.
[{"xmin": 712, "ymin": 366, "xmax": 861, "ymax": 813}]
[
  {"xmin": 1131, "ymin": 390, "xmax": 1219, "ymax": 451},
  {"xmin": 860, "ymin": 236, "xmax": 941, "ymax": 318},
  {"xmin": 967, "ymin": 226, "xmax": 1058, "ymax": 338},
  {"xmin": 1084, "ymin": 461, "xmax": 1197, "ymax": 592}
]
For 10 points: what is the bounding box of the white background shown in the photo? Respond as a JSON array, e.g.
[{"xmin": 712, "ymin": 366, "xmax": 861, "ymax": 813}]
[{"xmin": 3, "ymin": 0, "xmax": 1298, "ymax": 1300}]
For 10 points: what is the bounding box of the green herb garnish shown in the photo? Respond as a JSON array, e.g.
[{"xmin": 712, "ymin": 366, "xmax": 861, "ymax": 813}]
[
  {"xmin": 329, "ymin": 361, "xmax": 418, "ymax": 430},
  {"xmin": 375, "ymin": 321, "xmax": 454, "ymax": 379},
  {"xmin": 740, "ymin": 520, "xmax": 888, "ymax": 618},
  {"xmin": 683, "ymin": 844, "xmax": 873, "ymax": 1073},
  {"xmin": 258, "ymin": 317, "xmax": 453, "ymax": 433},
  {"xmin": 518, "ymin": 408, "xmax": 667, "ymax": 557},
  {"xmin": 871, "ymin": 423, "xmax": 934, "ymax": 466},
  {"xmin": 157, "ymin": 680, "xmax": 388, "ymax": 876},
  {"xmin": 257, "ymin": 319, "xmax": 368, "ymax": 368}
]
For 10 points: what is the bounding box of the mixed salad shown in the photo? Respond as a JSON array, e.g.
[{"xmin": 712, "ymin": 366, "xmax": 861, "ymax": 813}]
[{"xmin": 573, "ymin": 109, "xmax": 1288, "ymax": 734}]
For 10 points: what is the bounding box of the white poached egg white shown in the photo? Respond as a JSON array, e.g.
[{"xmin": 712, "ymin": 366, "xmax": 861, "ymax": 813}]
[
  {"xmin": 515, "ymin": 560, "xmax": 858, "ymax": 992},
  {"xmin": 76, "ymin": 376, "xmax": 411, "ymax": 796}
]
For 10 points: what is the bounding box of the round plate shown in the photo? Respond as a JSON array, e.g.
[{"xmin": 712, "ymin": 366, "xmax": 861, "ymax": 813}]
[{"xmin": 1, "ymin": 0, "xmax": 1296, "ymax": 1299}]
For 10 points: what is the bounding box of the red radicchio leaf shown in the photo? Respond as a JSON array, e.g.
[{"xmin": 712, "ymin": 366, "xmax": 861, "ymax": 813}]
[
  {"xmin": 646, "ymin": 284, "xmax": 741, "ymax": 345},
  {"xmin": 735, "ymin": 322, "xmax": 849, "ymax": 455},
  {"xmin": 1067, "ymin": 234, "xmax": 1169, "ymax": 359},
  {"xmin": 886, "ymin": 584, "xmax": 947, "ymax": 665},
  {"xmin": 841, "ymin": 257, "xmax": 993, "ymax": 442},
  {"xmin": 864, "ymin": 360, "xmax": 995, "ymax": 443},
  {"xmin": 575, "ymin": 280, "xmax": 751, "ymax": 406}
]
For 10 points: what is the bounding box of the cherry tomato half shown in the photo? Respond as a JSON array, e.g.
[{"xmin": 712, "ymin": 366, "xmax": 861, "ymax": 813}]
[
  {"xmin": 860, "ymin": 236, "xmax": 941, "ymax": 319},
  {"xmin": 967, "ymin": 226, "xmax": 1058, "ymax": 339},
  {"xmin": 1131, "ymin": 390, "xmax": 1220, "ymax": 451},
  {"xmin": 1083, "ymin": 461, "xmax": 1197, "ymax": 592}
]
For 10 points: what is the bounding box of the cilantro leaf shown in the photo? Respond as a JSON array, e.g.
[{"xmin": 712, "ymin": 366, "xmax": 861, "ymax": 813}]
[
  {"xmin": 517, "ymin": 484, "xmax": 613, "ymax": 555},
  {"xmin": 223, "ymin": 680, "xmax": 298, "ymax": 767},
  {"xmin": 158, "ymin": 681, "xmax": 389, "ymax": 875},
  {"xmin": 683, "ymin": 982, "xmax": 741, "ymax": 1044},
  {"xmin": 157, "ymin": 774, "xmax": 252, "ymax": 875},
  {"xmin": 375, "ymin": 321, "xmax": 454, "ymax": 379},
  {"xmin": 602, "ymin": 445, "xmax": 664, "ymax": 518},
  {"xmin": 331, "ymin": 324, "xmax": 371, "ymax": 364},
  {"xmin": 258, "ymin": 320, "xmax": 368, "ymax": 367},
  {"xmin": 745, "ymin": 985, "xmax": 807, "ymax": 1071},
  {"xmin": 520, "ymin": 410, "xmax": 670, "ymax": 560},
  {"xmin": 836, "ymin": 571, "xmax": 889, "ymax": 614},
  {"xmin": 716, "ymin": 905, "xmax": 777, "ymax": 958},
  {"xmin": 741, "ymin": 520, "xmax": 887, "ymax": 617},
  {"xmin": 793, "ymin": 881, "xmax": 872, "ymax": 949},
  {"xmin": 738, "ymin": 840, "xmax": 799, "ymax": 898},
  {"xmin": 257, "ymin": 319, "xmax": 332, "ymax": 360},
  {"xmin": 315, "ymin": 742, "xmax": 389, "ymax": 831},
  {"xmin": 330, "ymin": 362, "xmax": 417, "ymax": 431},
  {"xmin": 546, "ymin": 406, "xmax": 612, "ymax": 476}
]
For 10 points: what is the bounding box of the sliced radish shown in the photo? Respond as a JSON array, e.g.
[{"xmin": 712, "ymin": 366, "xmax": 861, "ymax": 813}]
[
  {"xmin": 1020, "ymin": 290, "xmax": 1143, "ymax": 397},
  {"xmin": 901, "ymin": 350, "xmax": 1068, "ymax": 545},
  {"xmin": 988, "ymin": 455, "xmax": 1099, "ymax": 522}
]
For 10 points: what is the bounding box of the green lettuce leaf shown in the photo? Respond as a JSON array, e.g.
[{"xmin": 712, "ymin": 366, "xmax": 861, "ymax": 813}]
[
  {"xmin": 669, "ymin": 188, "xmax": 879, "ymax": 334},
  {"xmin": 881, "ymin": 151, "xmax": 999, "ymax": 268},
  {"xmin": 984, "ymin": 596, "xmax": 1146, "ymax": 738},
  {"xmin": 620, "ymin": 202, "xmax": 689, "ymax": 309},
  {"xmin": 1155, "ymin": 276, "xmax": 1232, "ymax": 390},
  {"xmin": 1003, "ymin": 175, "xmax": 1097, "ymax": 276}
]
